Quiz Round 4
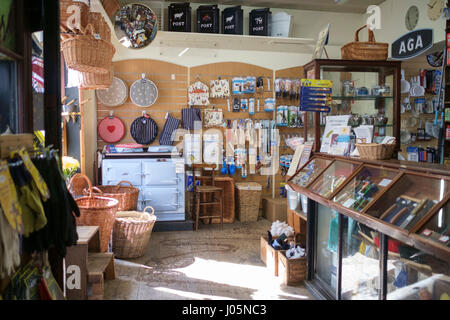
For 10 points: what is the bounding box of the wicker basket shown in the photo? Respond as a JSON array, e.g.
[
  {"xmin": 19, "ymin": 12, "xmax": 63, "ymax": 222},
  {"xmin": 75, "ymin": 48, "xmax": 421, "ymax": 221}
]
[
  {"xmin": 341, "ymin": 25, "xmax": 388, "ymax": 61},
  {"xmin": 112, "ymin": 206, "xmax": 157, "ymax": 259},
  {"xmin": 235, "ymin": 182, "xmax": 262, "ymax": 222},
  {"xmin": 356, "ymin": 143, "xmax": 396, "ymax": 160},
  {"xmin": 88, "ymin": 12, "xmax": 111, "ymax": 42},
  {"xmin": 60, "ymin": 0, "xmax": 90, "ymax": 33},
  {"xmin": 78, "ymin": 67, "xmax": 114, "ymax": 90},
  {"xmin": 83, "ymin": 180, "xmax": 139, "ymax": 211},
  {"xmin": 260, "ymin": 236, "xmax": 286, "ymax": 277},
  {"xmin": 100, "ymin": 0, "xmax": 121, "ymax": 20},
  {"xmin": 61, "ymin": 25, "xmax": 115, "ymax": 74},
  {"xmin": 68, "ymin": 174, "xmax": 119, "ymax": 253},
  {"xmin": 277, "ymin": 251, "xmax": 307, "ymax": 285}
]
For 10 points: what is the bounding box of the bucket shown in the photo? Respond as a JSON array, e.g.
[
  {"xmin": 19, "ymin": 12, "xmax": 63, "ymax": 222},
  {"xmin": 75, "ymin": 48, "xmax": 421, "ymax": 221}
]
[
  {"xmin": 300, "ymin": 195, "xmax": 309, "ymax": 214},
  {"xmin": 285, "ymin": 184, "xmax": 301, "ymax": 211}
]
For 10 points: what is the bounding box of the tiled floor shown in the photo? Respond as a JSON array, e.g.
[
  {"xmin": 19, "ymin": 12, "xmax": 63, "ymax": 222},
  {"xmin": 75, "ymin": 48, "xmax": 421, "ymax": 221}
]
[{"xmin": 104, "ymin": 219, "xmax": 314, "ymax": 300}]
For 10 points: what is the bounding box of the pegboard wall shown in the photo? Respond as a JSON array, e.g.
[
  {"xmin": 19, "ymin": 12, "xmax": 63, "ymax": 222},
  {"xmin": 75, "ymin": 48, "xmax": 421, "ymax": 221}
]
[{"xmin": 96, "ymin": 59, "xmax": 305, "ymax": 198}]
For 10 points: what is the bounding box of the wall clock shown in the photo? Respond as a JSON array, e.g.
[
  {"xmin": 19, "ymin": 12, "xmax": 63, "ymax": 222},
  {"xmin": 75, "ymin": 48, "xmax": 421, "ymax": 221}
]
[
  {"xmin": 405, "ymin": 6, "xmax": 419, "ymax": 31},
  {"xmin": 427, "ymin": 0, "xmax": 445, "ymax": 21}
]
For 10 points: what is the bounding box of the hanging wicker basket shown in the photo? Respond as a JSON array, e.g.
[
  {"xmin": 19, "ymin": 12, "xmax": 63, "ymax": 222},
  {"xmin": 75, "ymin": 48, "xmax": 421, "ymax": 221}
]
[
  {"xmin": 69, "ymin": 174, "xmax": 119, "ymax": 252},
  {"xmin": 61, "ymin": 25, "xmax": 115, "ymax": 74},
  {"xmin": 88, "ymin": 12, "xmax": 111, "ymax": 42},
  {"xmin": 83, "ymin": 180, "xmax": 139, "ymax": 211},
  {"xmin": 100, "ymin": 0, "xmax": 121, "ymax": 20},
  {"xmin": 60, "ymin": 0, "xmax": 90, "ymax": 33},
  {"xmin": 78, "ymin": 67, "xmax": 114, "ymax": 90},
  {"xmin": 112, "ymin": 206, "xmax": 157, "ymax": 259}
]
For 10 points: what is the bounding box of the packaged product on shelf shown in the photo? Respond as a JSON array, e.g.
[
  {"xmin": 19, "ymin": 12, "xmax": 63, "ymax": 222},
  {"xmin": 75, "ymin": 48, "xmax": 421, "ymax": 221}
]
[
  {"xmin": 240, "ymin": 98, "xmax": 248, "ymax": 111},
  {"xmin": 249, "ymin": 98, "xmax": 255, "ymax": 115},
  {"xmin": 264, "ymin": 98, "xmax": 275, "ymax": 112},
  {"xmin": 288, "ymin": 106, "xmax": 298, "ymax": 127},
  {"xmin": 244, "ymin": 76, "xmax": 256, "ymax": 94},
  {"xmin": 276, "ymin": 106, "xmax": 288, "ymax": 127},
  {"xmin": 232, "ymin": 77, "xmax": 243, "ymax": 95}
]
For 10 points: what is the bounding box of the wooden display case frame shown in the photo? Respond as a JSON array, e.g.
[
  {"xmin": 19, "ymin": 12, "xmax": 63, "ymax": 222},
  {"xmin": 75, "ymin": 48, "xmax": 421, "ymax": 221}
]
[
  {"xmin": 302, "ymin": 59, "xmax": 402, "ymax": 153},
  {"xmin": 288, "ymin": 154, "xmax": 450, "ymax": 262}
]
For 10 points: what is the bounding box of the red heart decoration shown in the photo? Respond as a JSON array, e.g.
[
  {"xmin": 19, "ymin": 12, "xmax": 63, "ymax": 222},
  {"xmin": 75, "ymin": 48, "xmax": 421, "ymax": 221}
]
[{"xmin": 107, "ymin": 125, "xmax": 115, "ymax": 133}]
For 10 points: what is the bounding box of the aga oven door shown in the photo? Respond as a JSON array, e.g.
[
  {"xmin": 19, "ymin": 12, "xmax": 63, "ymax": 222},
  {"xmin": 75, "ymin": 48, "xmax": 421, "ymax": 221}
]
[
  {"xmin": 142, "ymin": 159, "xmax": 181, "ymax": 186},
  {"xmin": 102, "ymin": 159, "xmax": 142, "ymax": 186},
  {"xmin": 141, "ymin": 187, "xmax": 184, "ymax": 221}
]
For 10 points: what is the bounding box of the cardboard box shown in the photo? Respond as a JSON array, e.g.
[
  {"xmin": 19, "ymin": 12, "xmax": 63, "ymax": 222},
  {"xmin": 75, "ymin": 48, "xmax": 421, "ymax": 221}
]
[{"xmin": 262, "ymin": 197, "xmax": 287, "ymax": 223}]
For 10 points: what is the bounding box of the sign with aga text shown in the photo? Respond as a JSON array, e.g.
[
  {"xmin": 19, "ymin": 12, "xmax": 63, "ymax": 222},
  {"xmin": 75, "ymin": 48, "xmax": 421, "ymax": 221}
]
[{"xmin": 391, "ymin": 29, "xmax": 433, "ymax": 60}]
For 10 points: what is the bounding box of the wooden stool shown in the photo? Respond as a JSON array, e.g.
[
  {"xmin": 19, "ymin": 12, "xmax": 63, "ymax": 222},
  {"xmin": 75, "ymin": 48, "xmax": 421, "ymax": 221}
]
[{"xmin": 192, "ymin": 164, "xmax": 224, "ymax": 231}]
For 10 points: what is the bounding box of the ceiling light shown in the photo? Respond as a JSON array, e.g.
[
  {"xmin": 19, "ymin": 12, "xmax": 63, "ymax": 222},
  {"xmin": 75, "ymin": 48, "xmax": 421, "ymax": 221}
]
[{"xmin": 178, "ymin": 47, "xmax": 190, "ymax": 57}]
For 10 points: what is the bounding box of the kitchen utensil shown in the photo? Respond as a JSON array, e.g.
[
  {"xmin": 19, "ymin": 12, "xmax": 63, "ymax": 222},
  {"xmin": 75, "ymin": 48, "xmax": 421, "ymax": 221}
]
[
  {"xmin": 96, "ymin": 77, "xmax": 128, "ymax": 107},
  {"xmin": 130, "ymin": 74, "xmax": 159, "ymax": 107},
  {"xmin": 401, "ymin": 70, "xmax": 410, "ymax": 94},
  {"xmin": 98, "ymin": 113, "xmax": 125, "ymax": 143}
]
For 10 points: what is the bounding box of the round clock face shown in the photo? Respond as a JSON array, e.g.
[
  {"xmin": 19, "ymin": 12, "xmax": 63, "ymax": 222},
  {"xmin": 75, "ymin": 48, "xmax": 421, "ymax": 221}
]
[
  {"xmin": 428, "ymin": 0, "xmax": 444, "ymax": 21},
  {"xmin": 406, "ymin": 6, "xmax": 419, "ymax": 31}
]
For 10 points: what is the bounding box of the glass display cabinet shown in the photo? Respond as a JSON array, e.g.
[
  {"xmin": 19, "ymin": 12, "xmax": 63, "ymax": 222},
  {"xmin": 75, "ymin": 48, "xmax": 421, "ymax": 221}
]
[
  {"xmin": 303, "ymin": 59, "xmax": 401, "ymax": 152},
  {"xmin": 290, "ymin": 156, "xmax": 333, "ymax": 188},
  {"xmin": 288, "ymin": 155, "xmax": 450, "ymax": 300}
]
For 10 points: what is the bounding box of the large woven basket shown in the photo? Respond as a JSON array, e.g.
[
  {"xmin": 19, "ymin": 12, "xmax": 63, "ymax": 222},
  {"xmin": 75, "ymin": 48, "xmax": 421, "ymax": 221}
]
[
  {"xmin": 235, "ymin": 182, "xmax": 262, "ymax": 222},
  {"xmin": 277, "ymin": 251, "xmax": 307, "ymax": 285},
  {"xmin": 61, "ymin": 25, "xmax": 115, "ymax": 74},
  {"xmin": 341, "ymin": 25, "xmax": 388, "ymax": 61},
  {"xmin": 112, "ymin": 206, "xmax": 157, "ymax": 259},
  {"xmin": 88, "ymin": 12, "xmax": 111, "ymax": 42},
  {"xmin": 101, "ymin": 0, "xmax": 121, "ymax": 20},
  {"xmin": 69, "ymin": 174, "xmax": 119, "ymax": 252},
  {"xmin": 356, "ymin": 143, "xmax": 396, "ymax": 160},
  {"xmin": 60, "ymin": 0, "xmax": 89, "ymax": 33},
  {"xmin": 83, "ymin": 180, "xmax": 139, "ymax": 211},
  {"xmin": 78, "ymin": 67, "xmax": 114, "ymax": 90}
]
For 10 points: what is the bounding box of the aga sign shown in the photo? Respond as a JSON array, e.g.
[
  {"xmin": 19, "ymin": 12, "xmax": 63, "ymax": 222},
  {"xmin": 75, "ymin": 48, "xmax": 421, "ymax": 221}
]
[{"xmin": 391, "ymin": 29, "xmax": 434, "ymax": 60}]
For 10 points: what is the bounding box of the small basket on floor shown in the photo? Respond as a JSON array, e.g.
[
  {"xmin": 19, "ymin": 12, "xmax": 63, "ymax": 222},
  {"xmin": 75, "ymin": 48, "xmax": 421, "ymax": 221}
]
[{"xmin": 112, "ymin": 206, "xmax": 157, "ymax": 259}]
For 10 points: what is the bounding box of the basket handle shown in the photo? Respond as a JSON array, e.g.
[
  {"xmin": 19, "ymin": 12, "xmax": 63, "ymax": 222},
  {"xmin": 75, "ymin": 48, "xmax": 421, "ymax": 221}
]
[
  {"xmin": 354, "ymin": 25, "xmax": 376, "ymax": 43},
  {"xmin": 115, "ymin": 180, "xmax": 133, "ymax": 191},
  {"xmin": 143, "ymin": 206, "xmax": 155, "ymax": 215},
  {"xmin": 90, "ymin": 186, "xmax": 103, "ymax": 194},
  {"xmin": 81, "ymin": 23, "xmax": 95, "ymax": 36},
  {"xmin": 68, "ymin": 173, "xmax": 93, "ymax": 197}
]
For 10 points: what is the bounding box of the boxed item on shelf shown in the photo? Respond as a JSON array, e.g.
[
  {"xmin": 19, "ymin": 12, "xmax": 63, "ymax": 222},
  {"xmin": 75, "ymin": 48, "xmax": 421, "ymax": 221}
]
[
  {"xmin": 197, "ymin": 5, "xmax": 220, "ymax": 34},
  {"xmin": 222, "ymin": 6, "xmax": 243, "ymax": 35},
  {"xmin": 168, "ymin": 2, "xmax": 192, "ymax": 32},
  {"xmin": 249, "ymin": 8, "xmax": 271, "ymax": 36}
]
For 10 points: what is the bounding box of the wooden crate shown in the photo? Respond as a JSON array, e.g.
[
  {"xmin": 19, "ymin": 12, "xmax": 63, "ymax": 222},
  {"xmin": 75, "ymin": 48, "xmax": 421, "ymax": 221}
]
[
  {"xmin": 277, "ymin": 251, "xmax": 307, "ymax": 286},
  {"xmin": 260, "ymin": 236, "xmax": 286, "ymax": 277}
]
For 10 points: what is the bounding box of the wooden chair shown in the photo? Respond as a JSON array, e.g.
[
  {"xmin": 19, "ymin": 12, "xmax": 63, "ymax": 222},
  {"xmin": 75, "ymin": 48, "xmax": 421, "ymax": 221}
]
[{"xmin": 192, "ymin": 164, "xmax": 224, "ymax": 231}]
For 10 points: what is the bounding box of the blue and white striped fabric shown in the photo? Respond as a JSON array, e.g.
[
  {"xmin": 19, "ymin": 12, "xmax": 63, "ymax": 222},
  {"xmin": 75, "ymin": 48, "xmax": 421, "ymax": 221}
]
[
  {"xmin": 181, "ymin": 107, "xmax": 202, "ymax": 130},
  {"xmin": 159, "ymin": 115, "xmax": 180, "ymax": 146}
]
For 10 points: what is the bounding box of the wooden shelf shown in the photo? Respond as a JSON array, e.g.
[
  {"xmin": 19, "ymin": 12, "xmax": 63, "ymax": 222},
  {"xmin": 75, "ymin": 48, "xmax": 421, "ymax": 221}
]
[
  {"xmin": 0, "ymin": 45, "xmax": 23, "ymax": 61},
  {"xmin": 156, "ymin": 31, "xmax": 316, "ymax": 54}
]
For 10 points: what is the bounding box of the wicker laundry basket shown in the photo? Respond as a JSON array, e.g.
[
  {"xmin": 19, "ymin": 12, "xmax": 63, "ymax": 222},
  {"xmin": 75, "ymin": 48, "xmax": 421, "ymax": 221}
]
[
  {"xmin": 112, "ymin": 206, "xmax": 157, "ymax": 259},
  {"xmin": 78, "ymin": 67, "xmax": 114, "ymax": 90},
  {"xmin": 83, "ymin": 180, "xmax": 139, "ymax": 211},
  {"xmin": 88, "ymin": 12, "xmax": 111, "ymax": 42},
  {"xmin": 69, "ymin": 174, "xmax": 119, "ymax": 252},
  {"xmin": 61, "ymin": 25, "xmax": 115, "ymax": 74},
  {"xmin": 235, "ymin": 182, "xmax": 262, "ymax": 222}
]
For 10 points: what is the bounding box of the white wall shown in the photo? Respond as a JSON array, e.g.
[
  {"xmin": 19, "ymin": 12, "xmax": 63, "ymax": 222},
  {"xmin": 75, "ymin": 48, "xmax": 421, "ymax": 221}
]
[
  {"xmin": 104, "ymin": 1, "xmax": 364, "ymax": 70},
  {"xmin": 360, "ymin": 0, "xmax": 446, "ymax": 56}
]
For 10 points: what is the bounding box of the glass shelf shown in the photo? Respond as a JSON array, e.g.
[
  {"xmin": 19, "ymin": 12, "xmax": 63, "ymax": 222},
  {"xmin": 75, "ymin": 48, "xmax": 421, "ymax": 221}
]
[
  {"xmin": 309, "ymin": 160, "xmax": 361, "ymax": 199},
  {"xmin": 417, "ymin": 200, "xmax": 450, "ymax": 248},
  {"xmin": 333, "ymin": 165, "xmax": 400, "ymax": 213},
  {"xmin": 290, "ymin": 157, "xmax": 333, "ymax": 188},
  {"xmin": 365, "ymin": 173, "xmax": 449, "ymax": 231}
]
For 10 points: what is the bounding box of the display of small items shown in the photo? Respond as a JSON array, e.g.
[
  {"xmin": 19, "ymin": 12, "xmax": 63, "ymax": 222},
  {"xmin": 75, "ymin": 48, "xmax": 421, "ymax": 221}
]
[
  {"xmin": 312, "ymin": 174, "xmax": 347, "ymax": 198},
  {"xmin": 342, "ymin": 80, "xmax": 391, "ymax": 97},
  {"xmin": 275, "ymin": 78, "xmax": 302, "ymax": 100},
  {"xmin": 291, "ymin": 159, "xmax": 329, "ymax": 187},
  {"xmin": 276, "ymin": 106, "xmax": 304, "ymax": 127},
  {"xmin": 280, "ymin": 155, "xmax": 292, "ymax": 176},
  {"xmin": 379, "ymin": 196, "xmax": 437, "ymax": 231},
  {"xmin": 334, "ymin": 176, "xmax": 379, "ymax": 212}
]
